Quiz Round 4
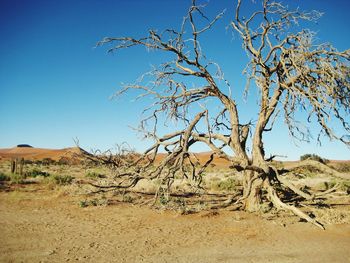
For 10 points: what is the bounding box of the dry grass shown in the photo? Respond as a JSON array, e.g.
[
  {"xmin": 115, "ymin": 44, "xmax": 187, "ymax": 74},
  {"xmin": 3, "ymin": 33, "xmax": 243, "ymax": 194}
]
[
  {"xmin": 312, "ymin": 208, "xmax": 350, "ymax": 224},
  {"xmin": 0, "ymin": 160, "xmax": 349, "ymax": 225}
]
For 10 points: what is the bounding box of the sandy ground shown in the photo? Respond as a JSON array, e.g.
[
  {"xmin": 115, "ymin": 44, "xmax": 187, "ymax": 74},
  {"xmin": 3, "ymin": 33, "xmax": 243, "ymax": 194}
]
[{"xmin": 0, "ymin": 185, "xmax": 349, "ymax": 263}]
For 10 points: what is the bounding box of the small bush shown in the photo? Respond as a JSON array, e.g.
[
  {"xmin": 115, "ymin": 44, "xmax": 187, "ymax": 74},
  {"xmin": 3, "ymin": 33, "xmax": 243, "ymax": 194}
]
[
  {"xmin": 53, "ymin": 175, "xmax": 74, "ymax": 185},
  {"xmin": 313, "ymin": 208, "xmax": 350, "ymax": 224},
  {"xmin": 300, "ymin": 154, "xmax": 329, "ymax": 164},
  {"xmin": 334, "ymin": 180, "xmax": 350, "ymax": 193},
  {"xmin": 211, "ymin": 177, "xmax": 237, "ymax": 192},
  {"xmin": 79, "ymin": 198, "xmax": 108, "ymax": 208},
  {"xmin": 159, "ymin": 194, "xmax": 169, "ymax": 205},
  {"xmin": 0, "ymin": 172, "xmax": 11, "ymax": 181},
  {"xmin": 323, "ymin": 179, "xmax": 350, "ymax": 194},
  {"xmin": 330, "ymin": 162, "xmax": 350, "ymax": 173},
  {"xmin": 42, "ymin": 158, "xmax": 56, "ymax": 165},
  {"xmin": 122, "ymin": 194, "xmax": 134, "ymax": 203},
  {"xmin": 85, "ymin": 171, "xmax": 106, "ymax": 179},
  {"xmin": 58, "ymin": 157, "xmax": 72, "ymax": 165},
  {"xmin": 291, "ymin": 165, "xmax": 322, "ymax": 177},
  {"xmin": 25, "ymin": 168, "xmax": 50, "ymax": 178},
  {"xmin": 9, "ymin": 173, "xmax": 26, "ymax": 184},
  {"xmin": 79, "ymin": 200, "xmax": 89, "ymax": 208}
]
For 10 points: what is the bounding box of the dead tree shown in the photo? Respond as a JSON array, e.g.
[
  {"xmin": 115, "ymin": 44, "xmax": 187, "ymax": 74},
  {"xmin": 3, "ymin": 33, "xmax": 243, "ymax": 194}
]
[{"xmin": 95, "ymin": 0, "xmax": 350, "ymax": 229}]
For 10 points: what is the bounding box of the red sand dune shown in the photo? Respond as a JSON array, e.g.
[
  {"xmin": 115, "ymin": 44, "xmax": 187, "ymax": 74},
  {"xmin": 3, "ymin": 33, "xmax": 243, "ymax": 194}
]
[
  {"xmin": 0, "ymin": 146, "xmax": 231, "ymax": 167},
  {"xmin": 0, "ymin": 146, "xmax": 347, "ymax": 168},
  {"xmin": 0, "ymin": 146, "xmax": 86, "ymax": 161}
]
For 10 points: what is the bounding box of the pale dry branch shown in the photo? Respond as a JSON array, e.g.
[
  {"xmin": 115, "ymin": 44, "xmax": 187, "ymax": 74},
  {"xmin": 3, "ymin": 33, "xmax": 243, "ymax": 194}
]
[{"xmin": 91, "ymin": 0, "xmax": 350, "ymax": 229}]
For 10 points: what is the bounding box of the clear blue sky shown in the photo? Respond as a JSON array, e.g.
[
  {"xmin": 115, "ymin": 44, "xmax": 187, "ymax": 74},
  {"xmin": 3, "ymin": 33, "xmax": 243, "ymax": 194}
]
[{"xmin": 0, "ymin": 0, "xmax": 349, "ymax": 160}]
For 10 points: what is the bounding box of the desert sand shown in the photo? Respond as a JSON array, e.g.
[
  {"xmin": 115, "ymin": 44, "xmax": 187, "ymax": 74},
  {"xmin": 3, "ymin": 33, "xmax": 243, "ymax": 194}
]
[
  {"xmin": 0, "ymin": 186, "xmax": 349, "ymax": 263},
  {"xmin": 0, "ymin": 147, "xmax": 349, "ymax": 262}
]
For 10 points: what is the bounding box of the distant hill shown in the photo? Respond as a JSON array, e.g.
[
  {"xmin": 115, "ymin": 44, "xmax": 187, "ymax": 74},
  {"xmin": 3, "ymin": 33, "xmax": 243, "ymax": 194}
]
[
  {"xmin": 0, "ymin": 146, "xmax": 231, "ymax": 167},
  {"xmin": 1, "ymin": 146, "xmax": 347, "ymax": 168},
  {"xmin": 0, "ymin": 146, "xmax": 88, "ymax": 163}
]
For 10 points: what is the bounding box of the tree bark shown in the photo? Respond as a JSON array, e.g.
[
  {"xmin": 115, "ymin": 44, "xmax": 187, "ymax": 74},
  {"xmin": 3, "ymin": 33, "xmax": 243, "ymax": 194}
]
[{"xmin": 243, "ymin": 171, "xmax": 264, "ymax": 212}]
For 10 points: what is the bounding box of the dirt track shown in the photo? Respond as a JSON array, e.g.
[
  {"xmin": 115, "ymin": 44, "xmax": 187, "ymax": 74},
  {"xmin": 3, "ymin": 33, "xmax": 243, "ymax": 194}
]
[{"xmin": 0, "ymin": 188, "xmax": 349, "ymax": 263}]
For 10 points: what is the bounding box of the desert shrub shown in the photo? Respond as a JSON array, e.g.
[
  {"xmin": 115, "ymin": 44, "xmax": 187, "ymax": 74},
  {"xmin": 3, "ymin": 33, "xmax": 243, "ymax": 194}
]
[
  {"xmin": 172, "ymin": 197, "xmax": 186, "ymax": 207},
  {"xmin": 159, "ymin": 194, "xmax": 169, "ymax": 205},
  {"xmin": 85, "ymin": 171, "xmax": 106, "ymax": 179},
  {"xmin": 53, "ymin": 175, "xmax": 74, "ymax": 185},
  {"xmin": 323, "ymin": 179, "xmax": 350, "ymax": 194},
  {"xmin": 291, "ymin": 165, "xmax": 322, "ymax": 177},
  {"xmin": 300, "ymin": 154, "xmax": 329, "ymax": 164},
  {"xmin": 167, "ymin": 197, "xmax": 192, "ymax": 214},
  {"xmin": 340, "ymin": 182, "xmax": 350, "ymax": 194},
  {"xmin": 42, "ymin": 158, "xmax": 56, "ymax": 165},
  {"xmin": 122, "ymin": 194, "xmax": 134, "ymax": 203},
  {"xmin": 25, "ymin": 168, "xmax": 50, "ymax": 178},
  {"xmin": 211, "ymin": 177, "xmax": 237, "ymax": 192},
  {"xmin": 313, "ymin": 208, "xmax": 350, "ymax": 224},
  {"xmin": 9, "ymin": 173, "xmax": 26, "ymax": 184},
  {"xmin": 153, "ymin": 186, "xmax": 170, "ymax": 205},
  {"xmin": 210, "ymin": 176, "xmax": 220, "ymax": 182},
  {"xmin": 313, "ymin": 181, "xmax": 331, "ymax": 191},
  {"xmin": 0, "ymin": 172, "xmax": 11, "ymax": 181},
  {"xmin": 79, "ymin": 198, "xmax": 108, "ymax": 208},
  {"xmin": 79, "ymin": 200, "xmax": 89, "ymax": 208},
  {"xmin": 33, "ymin": 160, "xmax": 43, "ymax": 165},
  {"xmin": 330, "ymin": 162, "xmax": 350, "ymax": 173},
  {"xmin": 58, "ymin": 157, "xmax": 71, "ymax": 165}
]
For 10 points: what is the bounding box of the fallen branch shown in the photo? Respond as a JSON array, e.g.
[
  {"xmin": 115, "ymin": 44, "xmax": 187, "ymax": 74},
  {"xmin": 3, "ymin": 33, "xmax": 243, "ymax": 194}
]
[{"xmin": 266, "ymin": 180, "xmax": 325, "ymax": 230}]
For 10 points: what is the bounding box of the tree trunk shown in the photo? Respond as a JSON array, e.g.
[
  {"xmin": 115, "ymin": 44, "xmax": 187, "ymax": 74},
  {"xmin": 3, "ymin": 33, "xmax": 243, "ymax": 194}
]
[{"xmin": 243, "ymin": 171, "xmax": 263, "ymax": 212}]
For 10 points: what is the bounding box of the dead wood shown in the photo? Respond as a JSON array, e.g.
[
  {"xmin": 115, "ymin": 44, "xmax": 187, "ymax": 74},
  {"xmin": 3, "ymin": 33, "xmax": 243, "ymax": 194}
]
[{"xmin": 91, "ymin": 0, "xmax": 350, "ymax": 229}]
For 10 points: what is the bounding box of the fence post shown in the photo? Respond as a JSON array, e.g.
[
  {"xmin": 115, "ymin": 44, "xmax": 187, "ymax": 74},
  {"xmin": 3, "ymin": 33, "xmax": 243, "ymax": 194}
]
[
  {"xmin": 19, "ymin": 158, "xmax": 24, "ymax": 175},
  {"xmin": 11, "ymin": 159, "xmax": 16, "ymax": 173}
]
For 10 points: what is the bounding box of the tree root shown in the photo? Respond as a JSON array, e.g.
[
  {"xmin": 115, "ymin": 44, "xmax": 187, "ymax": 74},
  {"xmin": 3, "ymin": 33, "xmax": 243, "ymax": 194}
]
[
  {"xmin": 208, "ymin": 193, "xmax": 241, "ymax": 210},
  {"xmin": 266, "ymin": 182, "xmax": 325, "ymax": 230},
  {"xmin": 79, "ymin": 173, "xmax": 336, "ymax": 230},
  {"xmin": 275, "ymin": 173, "xmax": 314, "ymax": 200}
]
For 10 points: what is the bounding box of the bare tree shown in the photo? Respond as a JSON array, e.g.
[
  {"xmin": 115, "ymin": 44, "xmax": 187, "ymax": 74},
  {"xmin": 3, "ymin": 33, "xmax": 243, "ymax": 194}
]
[{"xmin": 94, "ymin": 0, "xmax": 349, "ymax": 229}]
